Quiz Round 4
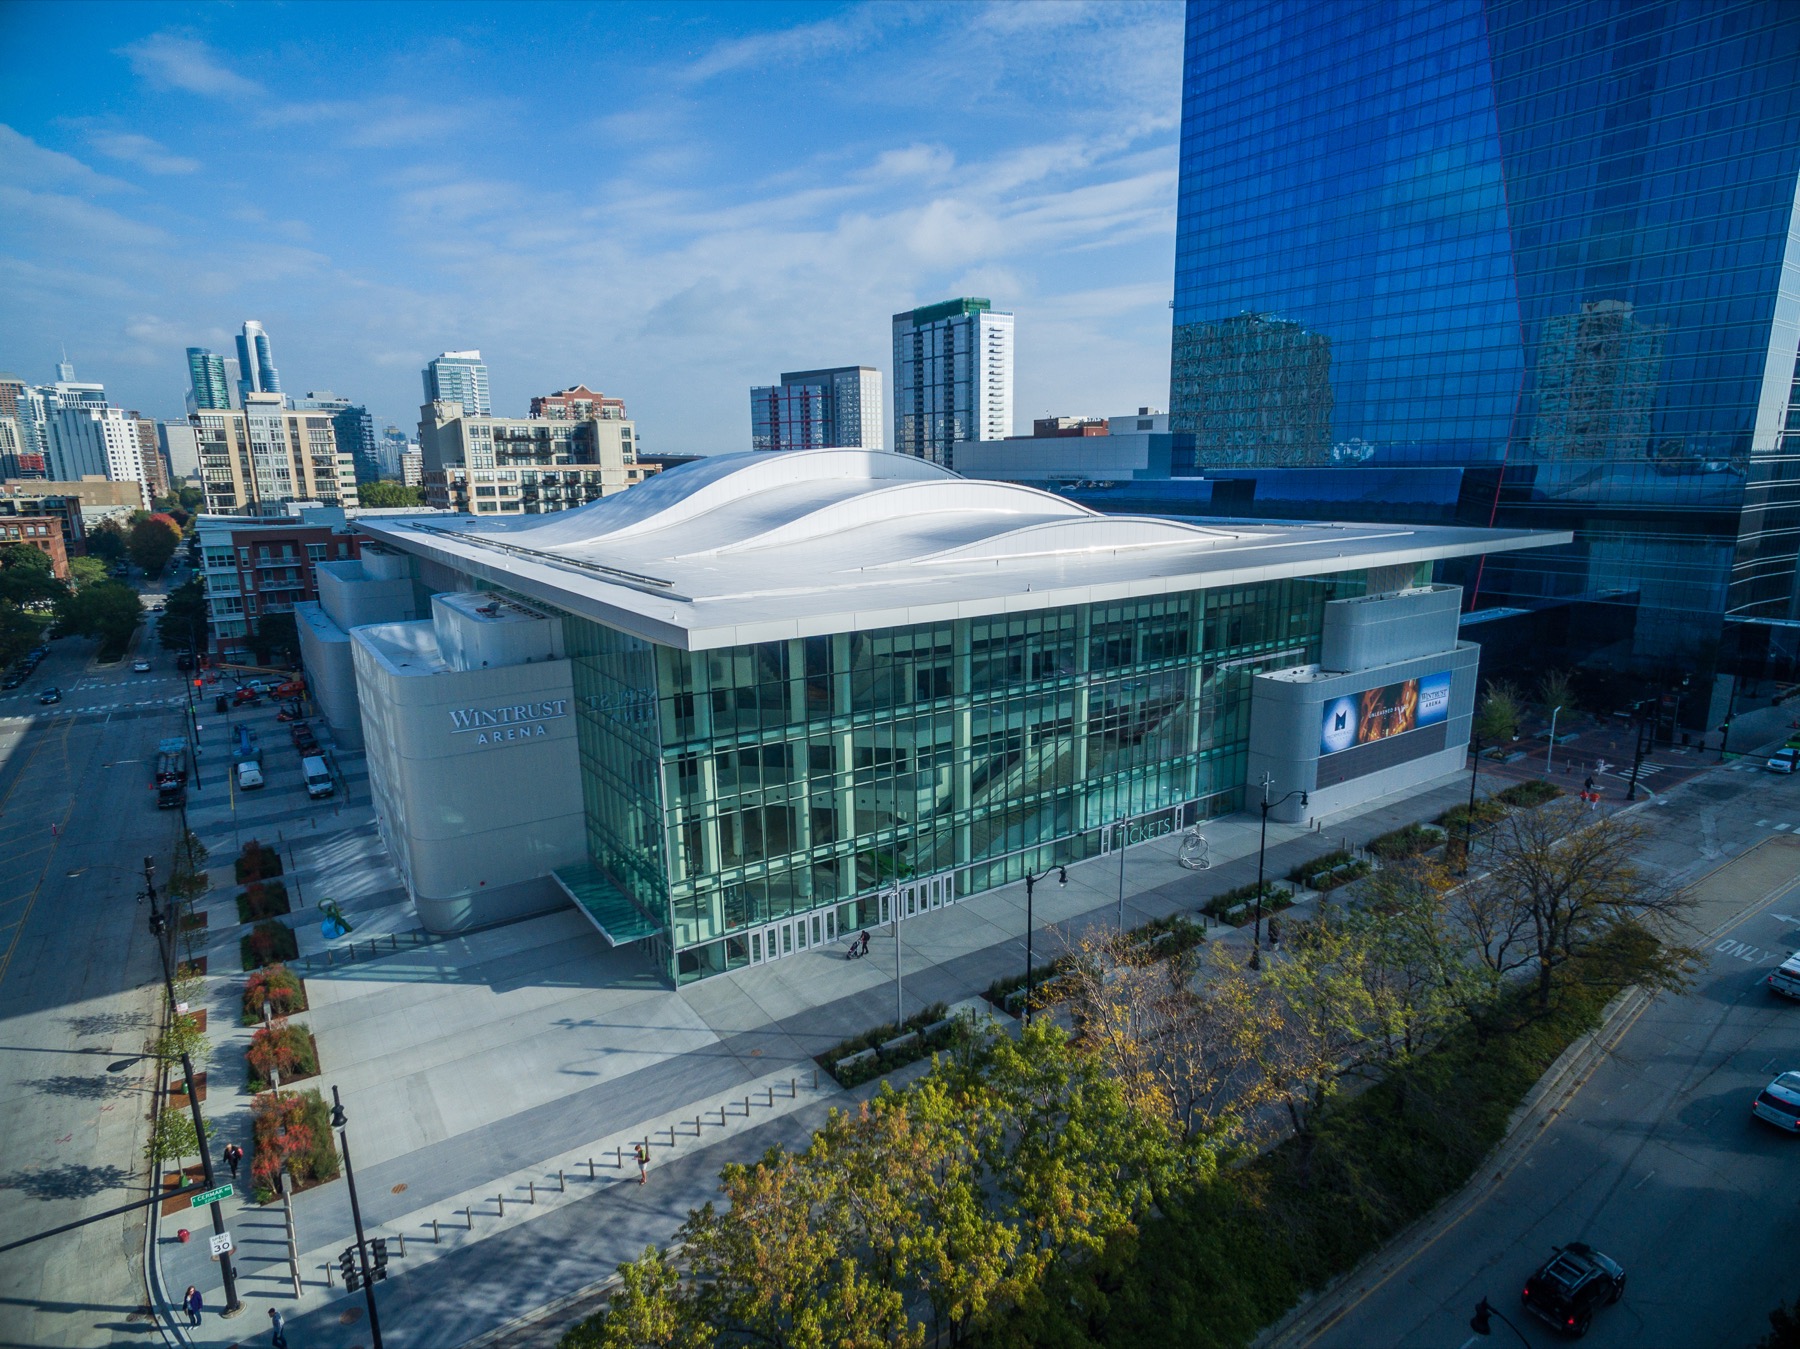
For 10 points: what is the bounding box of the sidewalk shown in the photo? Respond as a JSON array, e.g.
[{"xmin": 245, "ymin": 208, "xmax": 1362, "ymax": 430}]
[{"xmin": 156, "ymin": 697, "xmax": 1800, "ymax": 1349}]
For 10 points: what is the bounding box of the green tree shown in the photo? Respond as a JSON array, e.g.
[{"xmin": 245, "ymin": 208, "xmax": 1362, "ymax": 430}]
[
  {"xmin": 356, "ymin": 480, "xmax": 424, "ymax": 508},
  {"xmin": 1537, "ymin": 667, "xmax": 1579, "ymax": 724},
  {"xmin": 1471, "ymin": 679, "xmax": 1522, "ymax": 745},
  {"xmin": 85, "ymin": 519, "xmax": 127, "ymax": 564},
  {"xmin": 152, "ymin": 1011, "xmax": 210, "ymax": 1070},
  {"xmin": 55, "ymin": 580, "xmax": 141, "ymax": 655},
  {"xmin": 0, "ymin": 543, "xmax": 59, "ymax": 605},
  {"xmin": 65, "ymin": 555, "xmax": 108, "ymax": 588},
  {"xmin": 1456, "ymin": 802, "xmax": 1692, "ymax": 1009},
  {"xmin": 144, "ymin": 1108, "xmax": 216, "ymax": 1173},
  {"xmin": 1346, "ymin": 859, "xmax": 1478, "ymax": 1057},
  {"xmin": 249, "ymin": 611, "xmax": 298, "ymax": 666},
  {"xmin": 0, "ymin": 603, "xmax": 40, "ymax": 670},
  {"xmin": 128, "ymin": 514, "xmax": 181, "ymax": 575},
  {"xmin": 160, "ymin": 577, "xmax": 207, "ymax": 652}
]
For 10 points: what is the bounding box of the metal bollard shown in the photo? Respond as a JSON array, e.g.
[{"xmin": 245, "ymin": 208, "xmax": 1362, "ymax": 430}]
[
  {"xmin": 588, "ymin": 1157, "xmax": 596, "ymax": 1180},
  {"xmin": 466, "ymin": 1206, "xmax": 473, "ymax": 1230},
  {"xmin": 666, "ymin": 1126, "xmax": 675, "ymax": 1147},
  {"xmin": 432, "ymin": 1218, "xmax": 440, "ymax": 1244},
  {"xmin": 390, "ymin": 932, "xmax": 397, "ymax": 951},
  {"xmin": 397, "ymin": 1232, "xmax": 405, "ymax": 1258},
  {"xmin": 743, "ymin": 1096, "xmax": 750, "ymax": 1114},
  {"xmin": 695, "ymin": 1114, "xmax": 702, "ymax": 1134},
  {"xmin": 325, "ymin": 948, "xmax": 333, "ymax": 966},
  {"xmin": 496, "ymin": 1193, "xmax": 505, "ymax": 1216},
  {"xmin": 559, "ymin": 1168, "xmax": 566, "ymax": 1193},
  {"xmin": 616, "ymin": 1146, "xmax": 624, "ymax": 1168},
  {"xmin": 528, "ymin": 1180, "xmax": 535, "ymax": 1204},
  {"xmin": 325, "ymin": 1260, "xmax": 333, "ymax": 1288},
  {"xmin": 789, "ymin": 1076, "xmax": 796, "ymax": 1096}
]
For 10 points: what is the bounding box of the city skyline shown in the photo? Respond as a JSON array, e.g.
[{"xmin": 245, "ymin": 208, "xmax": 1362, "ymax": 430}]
[{"xmin": 0, "ymin": 1, "xmax": 1182, "ymax": 453}]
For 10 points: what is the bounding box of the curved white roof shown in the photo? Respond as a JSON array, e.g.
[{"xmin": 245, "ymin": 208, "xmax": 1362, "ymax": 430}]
[{"xmin": 360, "ymin": 449, "xmax": 1567, "ymax": 651}]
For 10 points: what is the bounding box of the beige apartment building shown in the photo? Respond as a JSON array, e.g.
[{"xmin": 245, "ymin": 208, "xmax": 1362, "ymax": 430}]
[
  {"xmin": 417, "ymin": 400, "xmax": 641, "ymax": 514},
  {"xmin": 195, "ymin": 394, "xmax": 358, "ymax": 516}
]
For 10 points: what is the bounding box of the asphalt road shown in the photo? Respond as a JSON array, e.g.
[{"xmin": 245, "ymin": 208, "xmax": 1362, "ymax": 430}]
[
  {"xmin": 1302, "ymin": 804, "xmax": 1800, "ymax": 1347},
  {"xmin": 0, "ymin": 623, "xmax": 192, "ymax": 1349}
]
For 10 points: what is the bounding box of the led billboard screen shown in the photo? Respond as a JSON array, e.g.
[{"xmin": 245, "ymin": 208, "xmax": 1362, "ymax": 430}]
[{"xmin": 1320, "ymin": 671, "xmax": 1451, "ymax": 758}]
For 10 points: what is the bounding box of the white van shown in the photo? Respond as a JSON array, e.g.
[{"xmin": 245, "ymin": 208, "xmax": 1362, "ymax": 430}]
[
  {"xmin": 236, "ymin": 759, "xmax": 265, "ymax": 791},
  {"xmin": 301, "ymin": 754, "xmax": 334, "ymax": 800},
  {"xmin": 1769, "ymin": 952, "xmax": 1800, "ymax": 1000}
]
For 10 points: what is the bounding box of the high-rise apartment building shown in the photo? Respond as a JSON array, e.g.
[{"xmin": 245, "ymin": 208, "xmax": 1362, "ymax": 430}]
[
  {"xmin": 45, "ymin": 406, "xmax": 152, "ymax": 507},
  {"xmin": 1169, "ymin": 0, "xmax": 1800, "ymax": 672},
  {"xmin": 235, "ymin": 320, "xmax": 282, "ymax": 400},
  {"xmin": 751, "ymin": 366, "xmax": 883, "ymax": 452},
  {"xmin": 531, "ymin": 385, "xmax": 627, "ymax": 421},
  {"xmin": 193, "ymin": 395, "xmax": 358, "ymax": 515},
  {"xmin": 187, "ymin": 347, "xmax": 237, "ymax": 411},
  {"xmin": 422, "ymin": 351, "xmax": 491, "ymax": 416},
  {"xmin": 158, "ymin": 421, "xmax": 201, "ymax": 484},
  {"xmin": 417, "ymin": 401, "xmax": 635, "ymax": 514},
  {"xmin": 129, "ymin": 413, "xmax": 169, "ymax": 500},
  {"xmin": 892, "ymin": 299, "xmax": 1012, "ymax": 469}
]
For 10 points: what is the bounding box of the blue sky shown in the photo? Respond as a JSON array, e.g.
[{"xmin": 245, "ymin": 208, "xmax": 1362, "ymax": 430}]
[{"xmin": 0, "ymin": 1, "xmax": 1182, "ymax": 454}]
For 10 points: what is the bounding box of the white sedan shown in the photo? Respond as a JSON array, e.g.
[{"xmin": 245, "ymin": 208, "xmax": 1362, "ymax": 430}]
[
  {"xmin": 1768, "ymin": 748, "xmax": 1800, "ymax": 774},
  {"xmin": 1752, "ymin": 1071, "xmax": 1800, "ymax": 1132},
  {"xmin": 132, "ymin": 658, "xmax": 152, "ymax": 673}
]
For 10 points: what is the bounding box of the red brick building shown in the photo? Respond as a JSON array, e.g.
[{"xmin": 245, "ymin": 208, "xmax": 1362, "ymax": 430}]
[
  {"xmin": 529, "ymin": 385, "xmax": 628, "ymax": 421},
  {"xmin": 0, "ymin": 515, "xmax": 69, "ymax": 578}
]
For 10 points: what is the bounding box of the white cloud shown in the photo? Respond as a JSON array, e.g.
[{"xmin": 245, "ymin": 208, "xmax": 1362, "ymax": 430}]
[
  {"xmin": 0, "ymin": 125, "xmax": 133, "ymax": 193},
  {"xmin": 118, "ymin": 33, "xmax": 266, "ymax": 99},
  {"xmin": 679, "ymin": 9, "xmax": 891, "ymax": 84},
  {"xmin": 90, "ymin": 131, "xmax": 200, "ymax": 175}
]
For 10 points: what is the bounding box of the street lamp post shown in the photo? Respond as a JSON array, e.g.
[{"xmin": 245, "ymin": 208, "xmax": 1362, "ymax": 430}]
[
  {"xmin": 1545, "ymin": 704, "xmax": 1563, "ymax": 777},
  {"xmin": 1020, "ymin": 864, "xmax": 1067, "ymax": 1025},
  {"xmin": 1627, "ymin": 712, "xmax": 1651, "ymax": 801},
  {"xmin": 329, "ymin": 1087, "xmax": 385, "ymax": 1348},
  {"xmin": 1253, "ymin": 775, "xmax": 1309, "ymax": 969},
  {"xmin": 1461, "ymin": 734, "xmax": 1483, "ymax": 876},
  {"xmin": 142, "ymin": 857, "xmax": 241, "ymax": 1316}
]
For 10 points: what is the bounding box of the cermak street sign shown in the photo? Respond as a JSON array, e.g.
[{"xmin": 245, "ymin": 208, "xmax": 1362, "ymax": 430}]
[{"xmin": 190, "ymin": 1184, "xmax": 233, "ymax": 1208}]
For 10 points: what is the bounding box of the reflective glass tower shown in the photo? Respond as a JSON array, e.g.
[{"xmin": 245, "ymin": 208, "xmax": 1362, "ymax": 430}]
[{"xmin": 1171, "ymin": 0, "xmax": 1800, "ymax": 671}]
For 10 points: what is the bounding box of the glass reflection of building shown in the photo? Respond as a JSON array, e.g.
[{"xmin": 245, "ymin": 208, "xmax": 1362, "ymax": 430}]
[{"xmin": 1170, "ymin": 0, "xmax": 1800, "ymax": 673}]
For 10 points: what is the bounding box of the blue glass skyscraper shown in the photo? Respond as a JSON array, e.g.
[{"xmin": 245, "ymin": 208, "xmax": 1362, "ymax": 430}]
[{"xmin": 1171, "ymin": 0, "xmax": 1800, "ymax": 672}]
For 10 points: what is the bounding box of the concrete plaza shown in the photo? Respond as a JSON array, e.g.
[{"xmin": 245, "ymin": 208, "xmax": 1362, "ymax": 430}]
[{"xmin": 148, "ymin": 691, "xmax": 1800, "ymax": 1347}]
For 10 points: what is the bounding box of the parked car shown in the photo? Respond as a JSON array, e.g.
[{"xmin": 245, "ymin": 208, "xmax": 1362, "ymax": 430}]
[
  {"xmin": 1768, "ymin": 748, "xmax": 1800, "ymax": 774},
  {"xmin": 1768, "ymin": 952, "xmax": 1800, "ymax": 1000},
  {"xmin": 175, "ymin": 652, "xmax": 194, "ymax": 671},
  {"xmin": 132, "ymin": 658, "xmax": 152, "ymax": 673},
  {"xmin": 2, "ymin": 671, "xmax": 23, "ymax": 690},
  {"xmin": 1752, "ymin": 1071, "xmax": 1800, "ymax": 1132},
  {"xmin": 37, "ymin": 687, "xmax": 60, "ymax": 705},
  {"xmin": 1521, "ymin": 1242, "xmax": 1625, "ymax": 1337},
  {"xmin": 236, "ymin": 759, "xmax": 265, "ymax": 791}
]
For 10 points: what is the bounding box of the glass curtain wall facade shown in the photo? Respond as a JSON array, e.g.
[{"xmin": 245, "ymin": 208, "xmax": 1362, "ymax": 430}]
[
  {"xmin": 1171, "ymin": 0, "xmax": 1800, "ymax": 672},
  {"xmin": 566, "ymin": 572, "xmax": 1384, "ymax": 984}
]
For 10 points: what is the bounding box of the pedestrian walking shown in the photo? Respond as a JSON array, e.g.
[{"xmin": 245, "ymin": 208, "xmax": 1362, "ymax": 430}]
[
  {"xmin": 634, "ymin": 1142, "xmax": 649, "ymax": 1184},
  {"xmin": 859, "ymin": 929, "xmax": 871, "ymax": 956},
  {"xmin": 224, "ymin": 1142, "xmax": 243, "ymax": 1179},
  {"xmin": 1584, "ymin": 774, "xmax": 1596, "ymax": 794},
  {"xmin": 183, "ymin": 1286, "xmax": 202, "ymax": 1327},
  {"xmin": 268, "ymin": 1306, "xmax": 289, "ymax": 1348}
]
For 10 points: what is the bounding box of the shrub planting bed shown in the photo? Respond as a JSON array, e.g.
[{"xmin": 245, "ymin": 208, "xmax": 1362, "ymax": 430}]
[
  {"xmin": 1436, "ymin": 799, "xmax": 1509, "ymax": 833},
  {"xmin": 1202, "ymin": 879, "xmax": 1292, "ymax": 925},
  {"xmin": 236, "ymin": 880, "xmax": 291, "ymax": 924},
  {"xmin": 242, "ymin": 964, "xmax": 307, "ymax": 1024},
  {"xmin": 249, "ymin": 1088, "xmax": 339, "ymax": 1204},
  {"xmin": 1288, "ymin": 849, "xmax": 1372, "ymax": 892},
  {"xmin": 241, "ymin": 919, "xmax": 298, "ymax": 971},
  {"xmin": 234, "ymin": 839, "xmax": 284, "ymax": 885},
  {"xmin": 817, "ymin": 1002, "xmax": 953, "ymax": 1089},
  {"xmin": 1365, "ymin": 822, "xmax": 1445, "ymax": 861},
  {"xmin": 1495, "ymin": 780, "xmax": 1564, "ymax": 808},
  {"xmin": 245, "ymin": 1024, "xmax": 319, "ymax": 1093}
]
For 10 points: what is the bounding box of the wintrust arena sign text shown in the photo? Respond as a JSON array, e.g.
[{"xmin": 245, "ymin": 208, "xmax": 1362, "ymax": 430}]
[{"xmin": 448, "ymin": 699, "xmax": 570, "ymax": 746}]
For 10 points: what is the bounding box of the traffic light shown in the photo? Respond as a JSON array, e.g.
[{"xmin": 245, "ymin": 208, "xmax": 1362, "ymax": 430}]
[
  {"xmin": 370, "ymin": 1237, "xmax": 389, "ymax": 1279},
  {"xmin": 338, "ymin": 1247, "xmax": 363, "ymax": 1292}
]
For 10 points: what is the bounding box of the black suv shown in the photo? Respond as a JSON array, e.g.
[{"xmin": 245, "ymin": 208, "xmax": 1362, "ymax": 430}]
[{"xmin": 1522, "ymin": 1242, "xmax": 1625, "ymax": 1337}]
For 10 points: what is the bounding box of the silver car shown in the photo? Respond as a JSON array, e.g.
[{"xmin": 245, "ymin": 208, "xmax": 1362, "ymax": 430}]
[{"xmin": 1752, "ymin": 1071, "xmax": 1800, "ymax": 1132}]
